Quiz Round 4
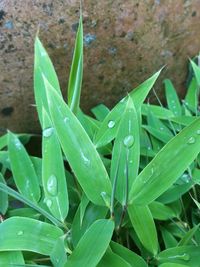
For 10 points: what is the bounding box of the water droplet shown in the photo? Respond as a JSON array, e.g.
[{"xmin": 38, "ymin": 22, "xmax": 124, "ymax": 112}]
[
  {"xmin": 43, "ymin": 127, "xmax": 54, "ymax": 138},
  {"xmin": 64, "ymin": 117, "xmax": 69, "ymax": 123},
  {"xmin": 80, "ymin": 152, "xmax": 90, "ymax": 166},
  {"xmin": 160, "ymin": 127, "xmax": 164, "ymax": 131},
  {"xmin": 147, "ymin": 146, "xmax": 151, "ymax": 151},
  {"xmin": 45, "ymin": 199, "xmax": 52, "ymax": 208},
  {"xmin": 17, "ymin": 230, "xmax": 24, "ymax": 236},
  {"xmin": 108, "ymin": 120, "xmax": 115, "ymax": 129},
  {"xmin": 123, "ymin": 135, "xmax": 134, "ymax": 148},
  {"xmin": 171, "ymin": 100, "xmax": 175, "ymax": 104},
  {"xmin": 197, "ymin": 130, "xmax": 200, "ymax": 135},
  {"xmin": 15, "ymin": 139, "xmax": 22, "ymax": 150},
  {"xmin": 129, "ymin": 160, "xmax": 133, "ymax": 164},
  {"xmin": 187, "ymin": 136, "xmax": 195, "ymax": 144},
  {"xmin": 47, "ymin": 175, "xmax": 58, "ymax": 196}
]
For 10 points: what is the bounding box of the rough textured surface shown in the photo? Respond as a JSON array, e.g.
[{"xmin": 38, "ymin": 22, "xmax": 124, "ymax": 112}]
[{"xmin": 0, "ymin": 0, "xmax": 200, "ymax": 133}]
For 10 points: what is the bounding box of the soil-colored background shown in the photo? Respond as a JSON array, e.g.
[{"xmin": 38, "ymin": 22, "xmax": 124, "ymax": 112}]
[{"xmin": 0, "ymin": 0, "xmax": 200, "ymax": 134}]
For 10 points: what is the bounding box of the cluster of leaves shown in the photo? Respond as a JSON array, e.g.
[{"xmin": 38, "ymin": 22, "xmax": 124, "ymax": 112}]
[{"xmin": 0, "ymin": 15, "xmax": 200, "ymax": 267}]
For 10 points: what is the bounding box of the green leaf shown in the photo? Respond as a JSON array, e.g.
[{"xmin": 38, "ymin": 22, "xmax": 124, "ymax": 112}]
[
  {"xmin": 160, "ymin": 227, "xmax": 178, "ymax": 249},
  {"xmin": 128, "ymin": 203, "xmax": 158, "ymax": 255},
  {"xmin": 0, "ymin": 251, "xmax": 24, "ymax": 266},
  {"xmin": 149, "ymin": 201, "xmax": 176, "ymax": 220},
  {"xmin": 44, "ymin": 77, "xmax": 111, "ymax": 206},
  {"xmin": 72, "ymin": 202, "xmax": 108, "ymax": 247},
  {"xmin": 110, "ymin": 97, "xmax": 140, "ymax": 204},
  {"xmin": 34, "ymin": 36, "xmax": 61, "ymax": 125},
  {"xmin": 159, "ymin": 264, "xmax": 189, "ymax": 267},
  {"xmin": 94, "ymin": 69, "xmax": 162, "ymax": 147},
  {"xmin": 42, "ymin": 109, "xmax": 69, "ymax": 222},
  {"xmin": 157, "ymin": 246, "xmax": 200, "ymax": 267},
  {"xmin": 190, "ymin": 59, "xmax": 200, "ymax": 86},
  {"xmin": 67, "ymin": 15, "xmax": 83, "ymax": 114},
  {"xmin": 91, "ymin": 104, "xmax": 110, "ymax": 121},
  {"xmin": 0, "ymin": 173, "xmax": 8, "ymax": 215},
  {"xmin": 8, "ymin": 132, "xmax": 41, "ymax": 203},
  {"xmin": 129, "ymin": 117, "xmax": 200, "ymax": 205},
  {"xmin": 178, "ymin": 224, "xmax": 199, "ymax": 246},
  {"xmin": 185, "ymin": 78, "xmax": 199, "ymax": 112},
  {"xmin": 64, "ymin": 219, "xmax": 114, "ymax": 267},
  {"xmin": 142, "ymin": 104, "xmax": 174, "ymax": 120},
  {"xmin": 97, "ymin": 249, "xmax": 131, "ymax": 267},
  {"xmin": 0, "ymin": 182, "xmax": 64, "ymax": 228},
  {"xmin": 0, "ymin": 217, "xmax": 63, "ymax": 256},
  {"xmin": 50, "ymin": 235, "xmax": 67, "ymax": 267},
  {"xmin": 164, "ymin": 79, "xmax": 182, "ymax": 116},
  {"xmin": 110, "ymin": 241, "xmax": 148, "ymax": 267}
]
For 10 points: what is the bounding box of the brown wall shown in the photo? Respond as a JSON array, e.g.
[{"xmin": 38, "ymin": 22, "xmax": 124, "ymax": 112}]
[{"xmin": 0, "ymin": 0, "xmax": 200, "ymax": 133}]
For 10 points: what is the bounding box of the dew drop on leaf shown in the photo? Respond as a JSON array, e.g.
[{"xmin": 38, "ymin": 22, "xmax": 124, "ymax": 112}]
[
  {"xmin": 108, "ymin": 120, "xmax": 115, "ymax": 129},
  {"xmin": 43, "ymin": 127, "xmax": 54, "ymax": 138},
  {"xmin": 64, "ymin": 117, "xmax": 70, "ymax": 123},
  {"xmin": 187, "ymin": 136, "xmax": 195, "ymax": 144},
  {"xmin": 197, "ymin": 129, "xmax": 200, "ymax": 135},
  {"xmin": 17, "ymin": 230, "xmax": 24, "ymax": 236},
  {"xmin": 46, "ymin": 199, "xmax": 53, "ymax": 208},
  {"xmin": 80, "ymin": 151, "xmax": 90, "ymax": 166},
  {"xmin": 15, "ymin": 139, "xmax": 22, "ymax": 150},
  {"xmin": 47, "ymin": 175, "xmax": 58, "ymax": 196},
  {"xmin": 123, "ymin": 135, "xmax": 134, "ymax": 148}
]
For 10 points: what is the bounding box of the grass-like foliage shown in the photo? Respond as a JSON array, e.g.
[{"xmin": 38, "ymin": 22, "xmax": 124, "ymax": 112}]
[{"xmin": 0, "ymin": 15, "xmax": 200, "ymax": 267}]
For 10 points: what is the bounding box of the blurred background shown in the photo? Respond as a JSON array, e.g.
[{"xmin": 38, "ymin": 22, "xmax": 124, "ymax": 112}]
[{"xmin": 0, "ymin": 0, "xmax": 200, "ymax": 133}]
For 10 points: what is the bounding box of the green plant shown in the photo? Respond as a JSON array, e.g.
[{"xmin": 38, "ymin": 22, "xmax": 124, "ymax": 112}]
[{"xmin": 0, "ymin": 15, "xmax": 200, "ymax": 267}]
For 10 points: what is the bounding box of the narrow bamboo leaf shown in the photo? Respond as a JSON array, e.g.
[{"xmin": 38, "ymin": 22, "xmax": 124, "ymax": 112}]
[
  {"xmin": 171, "ymin": 116, "xmax": 196, "ymax": 126},
  {"xmin": 72, "ymin": 202, "xmax": 108, "ymax": 247},
  {"xmin": 129, "ymin": 117, "xmax": 200, "ymax": 205},
  {"xmin": 0, "ymin": 173, "xmax": 8, "ymax": 215},
  {"xmin": 91, "ymin": 104, "xmax": 110, "ymax": 121},
  {"xmin": 0, "ymin": 133, "xmax": 32, "ymax": 151},
  {"xmin": 157, "ymin": 246, "xmax": 200, "ymax": 267},
  {"xmin": 34, "ymin": 37, "xmax": 61, "ymax": 125},
  {"xmin": 128, "ymin": 203, "xmax": 158, "ymax": 255},
  {"xmin": 164, "ymin": 79, "xmax": 182, "ymax": 116},
  {"xmin": 8, "ymin": 207, "xmax": 40, "ymax": 220},
  {"xmin": 110, "ymin": 97, "xmax": 140, "ymax": 204},
  {"xmin": 64, "ymin": 219, "xmax": 114, "ymax": 267},
  {"xmin": 149, "ymin": 201, "xmax": 176, "ymax": 220},
  {"xmin": 8, "ymin": 132, "xmax": 41, "ymax": 203},
  {"xmin": 190, "ymin": 59, "xmax": 200, "ymax": 85},
  {"xmin": 147, "ymin": 106, "xmax": 174, "ymax": 136},
  {"xmin": 160, "ymin": 227, "xmax": 178, "ymax": 249},
  {"xmin": 159, "ymin": 264, "xmax": 189, "ymax": 267},
  {"xmin": 44, "ymin": 77, "xmax": 112, "ymax": 206},
  {"xmin": 0, "ymin": 251, "xmax": 24, "ymax": 266},
  {"xmin": 110, "ymin": 241, "xmax": 147, "ymax": 267},
  {"xmin": 67, "ymin": 15, "xmax": 83, "ymax": 114},
  {"xmin": 42, "ymin": 109, "xmax": 69, "ymax": 222},
  {"xmin": 50, "ymin": 235, "xmax": 67, "ymax": 267},
  {"xmin": 178, "ymin": 224, "xmax": 199, "ymax": 246},
  {"xmin": 0, "ymin": 217, "xmax": 63, "ymax": 256},
  {"xmin": 143, "ymin": 125, "xmax": 172, "ymax": 143},
  {"xmin": 79, "ymin": 193, "xmax": 89, "ymax": 226},
  {"xmin": 185, "ymin": 78, "xmax": 199, "ymax": 112},
  {"xmin": 157, "ymin": 178, "xmax": 193, "ymax": 204},
  {"xmin": 97, "ymin": 249, "xmax": 131, "ymax": 267},
  {"xmin": 0, "ymin": 183, "xmax": 64, "ymax": 228},
  {"xmin": 94, "ymin": 69, "xmax": 162, "ymax": 147},
  {"xmin": 142, "ymin": 104, "xmax": 174, "ymax": 119}
]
